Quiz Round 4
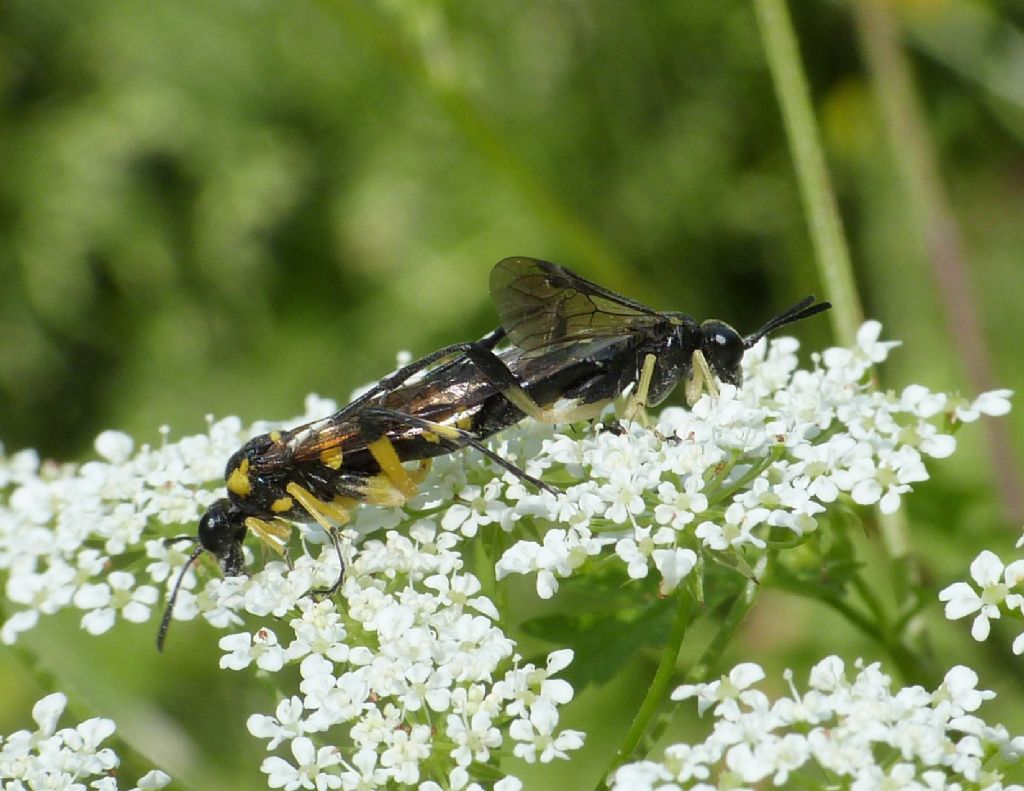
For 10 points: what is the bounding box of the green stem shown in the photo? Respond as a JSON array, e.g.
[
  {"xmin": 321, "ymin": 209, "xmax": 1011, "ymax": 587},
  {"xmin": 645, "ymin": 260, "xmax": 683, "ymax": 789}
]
[
  {"xmin": 753, "ymin": 0, "xmax": 936, "ymax": 675},
  {"xmin": 634, "ymin": 557, "xmax": 765, "ymax": 758},
  {"xmin": 482, "ymin": 523, "xmax": 509, "ymax": 629},
  {"xmin": 706, "ymin": 448, "xmax": 781, "ymax": 507},
  {"xmin": 751, "ymin": 0, "xmax": 863, "ymax": 346},
  {"xmin": 596, "ymin": 591, "xmax": 694, "ymax": 789},
  {"xmin": 851, "ymin": 570, "xmax": 889, "ymax": 630},
  {"xmin": 685, "ymin": 553, "xmax": 767, "ymax": 683}
]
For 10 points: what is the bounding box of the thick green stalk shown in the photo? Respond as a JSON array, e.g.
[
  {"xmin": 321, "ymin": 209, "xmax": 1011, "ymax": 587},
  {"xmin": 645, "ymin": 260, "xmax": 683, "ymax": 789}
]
[
  {"xmin": 752, "ymin": 0, "xmax": 923, "ymax": 645},
  {"xmin": 751, "ymin": 0, "xmax": 863, "ymax": 346}
]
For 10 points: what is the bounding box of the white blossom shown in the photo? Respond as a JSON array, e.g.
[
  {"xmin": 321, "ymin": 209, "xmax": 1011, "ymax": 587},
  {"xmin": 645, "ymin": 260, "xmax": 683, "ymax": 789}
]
[
  {"xmin": 614, "ymin": 658, "xmax": 1024, "ymax": 790},
  {"xmin": 0, "ymin": 323, "xmax": 1015, "ymax": 789},
  {"xmin": 0, "ymin": 692, "xmax": 169, "ymax": 790},
  {"xmin": 940, "ymin": 550, "xmax": 1024, "ymax": 647}
]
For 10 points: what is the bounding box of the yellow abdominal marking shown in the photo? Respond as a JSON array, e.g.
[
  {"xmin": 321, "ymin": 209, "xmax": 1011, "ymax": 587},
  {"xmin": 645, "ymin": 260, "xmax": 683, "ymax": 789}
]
[
  {"xmin": 429, "ymin": 423, "xmax": 461, "ymax": 441},
  {"xmin": 226, "ymin": 458, "xmax": 252, "ymax": 497},
  {"xmin": 285, "ymin": 482, "xmax": 351, "ymax": 531},
  {"xmin": 270, "ymin": 496, "xmax": 293, "ymax": 513},
  {"xmin": 456, "ymin": 416, "xmax": 473, "ymax": 430},
  {"xmin": 244, "ymin": 516, "xmax": 291, "ymax": 556},
  {"xmin": 319, "ymin": 447, "xmax": 344, "ymax": 470},
  {"xmin": 269, "ymin": 430, "xmax": 282, "ymax": 442},
  {"xmin": 367, "ymin": 437, "xmax": 418, "ymax": 499}
]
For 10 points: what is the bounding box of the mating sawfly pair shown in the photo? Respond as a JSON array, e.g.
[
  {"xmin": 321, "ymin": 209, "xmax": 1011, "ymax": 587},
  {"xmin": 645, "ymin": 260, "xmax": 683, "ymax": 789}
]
[{"xmin": 157, "ymin": 257, "xmax": 830, "ymax": 649}]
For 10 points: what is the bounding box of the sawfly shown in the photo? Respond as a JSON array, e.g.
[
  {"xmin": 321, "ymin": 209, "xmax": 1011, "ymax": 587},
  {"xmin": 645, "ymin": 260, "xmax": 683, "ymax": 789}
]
[{"xmin": 157, "ymin": 257, "xmax": 829, "ymax": 650}]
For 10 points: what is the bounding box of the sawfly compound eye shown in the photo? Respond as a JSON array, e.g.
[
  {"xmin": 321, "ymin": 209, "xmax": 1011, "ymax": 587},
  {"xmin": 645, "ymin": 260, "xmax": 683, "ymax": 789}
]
[{"xmin": 701, "ymin": 321, "xmax": 745, "ymax": 377}]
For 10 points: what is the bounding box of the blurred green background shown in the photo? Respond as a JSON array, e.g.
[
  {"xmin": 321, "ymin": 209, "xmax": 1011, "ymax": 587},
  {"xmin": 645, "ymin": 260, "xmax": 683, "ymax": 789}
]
[{"xmin": 2, "ymin": 0, "xmax": 1024, "ymax": 787}]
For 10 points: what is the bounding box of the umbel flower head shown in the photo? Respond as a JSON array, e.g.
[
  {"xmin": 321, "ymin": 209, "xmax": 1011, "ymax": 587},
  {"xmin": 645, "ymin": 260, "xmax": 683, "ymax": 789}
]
[
  {"xmin": 0, "ymin": 321, "xmax": 1012, "ymax": 789},
  {"xmin": 611, "ymin": 657, "xmax": 1024, "ymax": 790},
  {"xmin": 0, "ymin": 691, "xmax": 169, "ymax": 790}
]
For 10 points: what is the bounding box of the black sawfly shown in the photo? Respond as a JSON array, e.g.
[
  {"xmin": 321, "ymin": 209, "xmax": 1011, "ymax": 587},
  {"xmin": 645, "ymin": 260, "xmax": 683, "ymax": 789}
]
[{"xmin": 489, "ymin": 256, "xmax": 831, "ymax": 416}]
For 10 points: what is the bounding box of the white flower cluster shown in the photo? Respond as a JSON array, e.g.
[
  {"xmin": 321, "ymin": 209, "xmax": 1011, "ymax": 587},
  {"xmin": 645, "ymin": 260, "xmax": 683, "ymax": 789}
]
[
  {"xmin": 610, "ymin": 657, "xmax": 1024, "ymax": 791},
  {"xmin": 940, "ymin": 546, "xmax": 1024, "ymax": 654},
  {"xmin": 0, "ymin": 692, "xmax": 169, "ymax": 790},
  {"xmin": 476, "ymin": 322, "xmax": 1011, "ymax": 598},
  {"xmin": 0, "ymin": 323, "xmax": 1008, "ymax": 643},
  {"xmin": 225, "ymin": 523, "xmax": 583, "ymax": 789},
  {"xmin": 0, "ymin": 323, "xmax": 1013, "ymax": 787}
]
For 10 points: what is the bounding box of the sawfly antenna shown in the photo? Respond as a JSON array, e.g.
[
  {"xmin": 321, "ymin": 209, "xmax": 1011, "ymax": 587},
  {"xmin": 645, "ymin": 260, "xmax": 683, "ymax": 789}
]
[
  {"xmin": 157, "ymin": 540, "xmax": 204, "ymax": 652},
  {"xmin": 744, "ymin": 296, "xmax": 831, "ymax": 348}
]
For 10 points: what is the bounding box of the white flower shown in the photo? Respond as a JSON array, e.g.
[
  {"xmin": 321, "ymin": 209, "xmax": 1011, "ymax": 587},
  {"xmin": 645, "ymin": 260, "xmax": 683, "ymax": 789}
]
[
  {"xmin": 378, "ymin": 725, "xmax": 431, "ymax": 784},
  {"xmin": 672, "ymin": 662, "xmax": 765, "ymax": 716},
  {"xmin": 94, "ymin": 430, "xmax": 135, "ymax": 464},
  {"xmin": 615, "ymin": 526, "xmax": 658, "ymax": 580},
  {"xmin": 337, "ymin": 748, "xmax": 387, "ymax": 790},
  {"xmin": 652, "ymin": 547, "xmax": 697, "ymax": 594},
  {"xmin": 0, "ymin": 692, "xmax": 166, "ymax": 789},
  {"xmin": 134, "ymin": 769, "xmax": 173, "ymax": 789},
  {"xmin": 846, "ymin": 446, "xmax": 928, "ymax": 514},
  {"xmin": 953, "ymin": 389, "xmax": 1013, "ymax": 422},
  {"xmin": 261, "ymin": 736, "xmax": 341, "ymax": 790},
  {"xmin": 248, "ymin": 697, "xmax": 308, "ymax": 750},
  {"xmin": 441, "ymin": 480, "xmax": 509, "ymax": 537},
  {"xmin": 219, "ymin": 628, "xmax": 287, "ymax": 672},
  {"xmin": 496, "ymin": 527, "xmax": 603, "ymax": 599},
  {"xmin": 653, "ymin": 477, "xmax": 708, "ymax": 529},
  {"xmin": 597, "ymin": 467, "xmax": 649, "ymax": 525},
  {"xmin": 619, "ymin": 657, "xmax": 1023, "ymax": 790},
  {"xmin": 932, "ymin": 666, "xmax": 994, "ymax": 716},
  {"xmin": 446, "ymin": 710, "xmax": 502, "ymax": 767},
  {"xmin": 509, "ymin": 704, "xmax": 585, "ymax": 763},
  {"xmin": 939, "ymin": 550, "xmax": 1024, "ymax": 641},
  {"xmin": 899, "ymin": 384, "xmax": 947, "ymax": 418},
  {"xmin": 822, "ymin": 320, "xmax": 900, "ymax": 371},
  {"xmin": 695, "ymin": 502, "xmax": 769, "ymax": 551},
  {"xmin": 73, "ymin": 571, "xmax": 158, "ymax": 635},
  {"xmin": 285, "ymin": 598, "xmax": 350, "ymax": 663},
  {"xmin": 399, "ymin": 662, "xmax": 452, "ymax": 713}
]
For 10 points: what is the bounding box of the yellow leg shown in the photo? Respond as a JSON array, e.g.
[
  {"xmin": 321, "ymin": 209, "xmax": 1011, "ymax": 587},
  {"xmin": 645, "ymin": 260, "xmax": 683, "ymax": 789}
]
[
  {"xmin": 685, "ymin": 349, "xmax": 719, "ymax": 407},
  {"xmin": 622, "ymin": 353, "xmax": 656, "ymax": 426},
  {"xmin": 281, "ymin": 483, "xmax": 350, "ymax": 601},
  {"xmin": 285, "ymin": 482, "xmax": 351, "ymax": 531},
  {"xmin": 409, "ymin": 458, "xmax": 432, "ymax": 485},
  {"xmin": 367, "ymin": 436, "xmax": 420, "ymax": 499},
  {"xmin": 244, "ymin": 517, "xmax": 293, "ymax": 557}
]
